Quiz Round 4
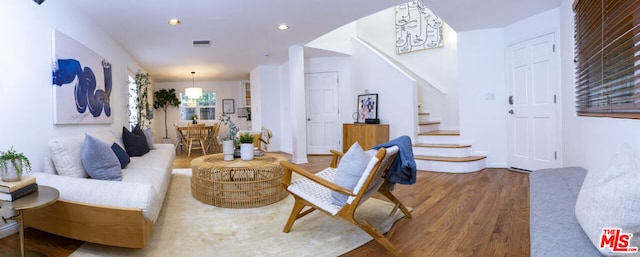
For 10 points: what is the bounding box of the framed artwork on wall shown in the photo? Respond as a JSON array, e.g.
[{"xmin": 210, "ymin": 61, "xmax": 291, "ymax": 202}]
[
  {"xmin": 52, "ymin": 29, "xmax": 113, "ymax": 124},
  {"xmin": 395, "ymin": 1, "xmax": 444, "ymax": 54},
  {"xmin": 357, "ymin": 94, "xmax": 378, "ymax": 123},
  {"xmin": 222, "ymin": 99, "xmax": 235, "ymax": 114}
]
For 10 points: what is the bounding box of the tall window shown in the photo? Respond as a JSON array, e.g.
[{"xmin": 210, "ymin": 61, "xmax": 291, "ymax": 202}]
[
  {"xmin": 180, "ymin": 92, "xmax": 217, "ymax": 120},
  {"xmin": 574, "ymin": 0, "xmax": 640, "ymax": 118}
]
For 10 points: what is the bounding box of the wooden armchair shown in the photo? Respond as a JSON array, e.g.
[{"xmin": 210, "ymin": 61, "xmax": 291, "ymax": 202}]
[{"xmin": 280, "ymin": 146, "xmax": 412, "ymax": 254}]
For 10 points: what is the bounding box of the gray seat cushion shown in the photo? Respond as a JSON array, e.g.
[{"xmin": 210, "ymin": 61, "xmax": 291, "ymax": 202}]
[{"xmin": 529, "ymin": 167, "xmax": 602, "ymax": 257}]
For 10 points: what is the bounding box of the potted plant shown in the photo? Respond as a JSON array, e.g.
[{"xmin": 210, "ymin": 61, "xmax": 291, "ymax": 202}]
[
  {"xmin": 133, "ymin": 71, "xmax": 152, "ymax": 130},
  {"xmin": 239, "ymin": 133, "xmax": 255, "ymax": 161},
  {"xmin": 219, "ymin": 113, "xmax": 239, "ymax": 161},
  {"xmin": 153, "ymin": 88, "xmax": 181, "ymax": 141},
  {"xmin": 0, "ymin": 147, "xmax": 32, "ymax": 182}
]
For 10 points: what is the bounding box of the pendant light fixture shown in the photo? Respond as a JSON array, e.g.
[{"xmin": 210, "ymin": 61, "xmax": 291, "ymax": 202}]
[{"xmin": 185, "ymin": 71, "xmax": 202, "ymax": 99}]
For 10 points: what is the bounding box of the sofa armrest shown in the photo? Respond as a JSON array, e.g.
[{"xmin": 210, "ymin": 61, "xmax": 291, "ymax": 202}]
[{"xmin": 32, "ymin": 172, "xmax": 160, "ymax": 222}]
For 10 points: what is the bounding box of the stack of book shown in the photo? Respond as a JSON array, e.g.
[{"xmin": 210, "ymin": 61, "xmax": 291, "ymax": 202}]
[{"xmin": 0, "ymin": 176, "xmax": 38, "ymax": 202}]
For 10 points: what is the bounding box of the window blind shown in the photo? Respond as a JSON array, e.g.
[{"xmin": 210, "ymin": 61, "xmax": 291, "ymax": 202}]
[{"xmin": 574, "ymin": 0, "xmax": 640, "ymax": 118}]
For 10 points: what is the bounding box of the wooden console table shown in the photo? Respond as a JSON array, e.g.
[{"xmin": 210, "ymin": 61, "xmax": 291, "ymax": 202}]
[
  {"xmin": 190, "ymin": 153, "xmax": 288, "ymax": 208},
  {"xmin": 342, "ymin": 123, "xmax": 389, "ymax": 152}
]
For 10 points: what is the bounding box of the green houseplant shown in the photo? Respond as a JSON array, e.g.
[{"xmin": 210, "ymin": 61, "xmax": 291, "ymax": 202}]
[
  {"xmin": 239, "ymin": 133, "xmax": 254, "ymax": 144},
  {"xmin": 239, "ymin": 133, "xmax": 255, "ymax": 161},
  {"xmin": 0, "ymin": 147, "xmax": 32, "ymax": 182},
  {"xmin": 153, "ymin": 88, "xmax": 181, "ymax": 139},
  {"xmin": 132, "ymin": 71, "xmax": 152, "ymax": 130}
]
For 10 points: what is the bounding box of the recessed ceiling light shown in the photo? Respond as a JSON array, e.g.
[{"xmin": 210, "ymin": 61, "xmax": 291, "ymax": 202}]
[
  {"xmin": 168, "ymin": 19, "xmax": 181, "ymax": 26},
  {"xmin": 278, "ymin": 24, "xmax": 289, "ymax": 30}
]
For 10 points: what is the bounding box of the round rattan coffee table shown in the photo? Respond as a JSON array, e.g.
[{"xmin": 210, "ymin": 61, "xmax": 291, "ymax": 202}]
[{"xmin": 190, "ymin": 153, "xmax": 289, "ymax": 208}]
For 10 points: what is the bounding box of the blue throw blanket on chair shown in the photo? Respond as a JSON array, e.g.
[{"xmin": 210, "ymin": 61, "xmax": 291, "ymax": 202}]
[{"xmin": 373, "ymin": 135, "xmax": 417, "ymax": 188}]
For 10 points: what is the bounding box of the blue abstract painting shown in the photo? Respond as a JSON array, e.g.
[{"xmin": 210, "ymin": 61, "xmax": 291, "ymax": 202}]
[{"xmin": 52, "ymin": 30, "xmax": 113, "ymax": 124}]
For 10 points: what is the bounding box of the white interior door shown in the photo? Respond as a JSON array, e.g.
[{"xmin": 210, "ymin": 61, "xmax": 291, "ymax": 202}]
[
  {"xmin": 305, "ymin": 72, "xmax": 340, "ymax": 154},
  {"xmin": 506, "ymin": 33, "xmax": 558, "ymax": 171}
]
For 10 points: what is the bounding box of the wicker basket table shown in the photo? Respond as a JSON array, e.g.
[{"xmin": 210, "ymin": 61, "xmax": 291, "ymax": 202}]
[{"xmin": 190, "ymin": 153, "xmax": 289, "ymax": 208}]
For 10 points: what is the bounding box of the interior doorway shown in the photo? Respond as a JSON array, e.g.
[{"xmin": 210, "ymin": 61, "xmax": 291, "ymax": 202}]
[{"xmin": 305, "ymin": 72, "xmax": 340, "ymax": 154}]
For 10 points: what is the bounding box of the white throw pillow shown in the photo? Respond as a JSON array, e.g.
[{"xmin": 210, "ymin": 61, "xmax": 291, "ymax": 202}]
[
  {"xmin": 48, "ymin": 131, "xmax": 120, "ymax": 177},
  {"xmin": 330, "ymin": 142, "xmax": 372, "ymax": 206},
  {"xmin": 575, "ymin": 143, "xmax": 640, "ymax": 256}
]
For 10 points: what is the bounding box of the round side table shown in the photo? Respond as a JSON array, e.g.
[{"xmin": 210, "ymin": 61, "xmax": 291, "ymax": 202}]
[
  {"xmin": 190, "ymin": 153, "xmax": 289, "ymax": 208},
  {"xmin": 1, "ymin": 185, "xmax": 59, "ymax": 257}
]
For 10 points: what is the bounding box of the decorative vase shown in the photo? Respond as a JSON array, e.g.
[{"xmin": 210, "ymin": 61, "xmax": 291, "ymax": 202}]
[
  {"xmin": 223, "ymin": 140, "xmax": 235, "ymax": 161},
  {"xmin": 240, "ymin": 143, "xmax": 253, "ymax": 161},
  {"xmin": 1, "ymin": 161, "xmax": 21, "ymax": 182}
]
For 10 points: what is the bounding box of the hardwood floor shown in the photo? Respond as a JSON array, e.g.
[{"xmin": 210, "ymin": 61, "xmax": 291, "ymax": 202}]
[{"xmin": 0, "ymin": 151, "xmax": 530, "ymax": 257}]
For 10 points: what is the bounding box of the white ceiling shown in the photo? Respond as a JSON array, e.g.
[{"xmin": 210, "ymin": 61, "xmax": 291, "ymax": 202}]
[{"xmin": 64, "ymin": 0, "xmax": 560, "ymax": 82}]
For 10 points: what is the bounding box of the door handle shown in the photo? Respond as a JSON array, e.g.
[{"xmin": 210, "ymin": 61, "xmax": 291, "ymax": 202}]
[
  {"xmin": 508, "ymin": 110, "xmax": 514, "ymax": 114},
  {"xmin": 508, "ymin": 95, "xmax": 514, "ymax": 105},
  {"xmin": 307, "ymin": 118, "xmax": 311, "ymax": 121}
]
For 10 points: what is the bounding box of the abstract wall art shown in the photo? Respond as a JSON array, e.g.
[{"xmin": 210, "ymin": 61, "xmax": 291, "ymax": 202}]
[
  {"xmin": 52, "ymin": 30, "xmax": 113, "ymax": 124},
  {"xmin": 395, "ymin": 1, "xmax": 444, "ymax": 54},
  {"xmin": 357, "ymin": 94, "xmax": 378, "ymax": 123}
]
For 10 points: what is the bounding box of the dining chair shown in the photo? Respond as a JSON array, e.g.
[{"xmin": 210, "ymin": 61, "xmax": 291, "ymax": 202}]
[
  {"xmin": 210, "ymin": 122, "xmax": 222, "ymax": 153},
  {"xmin": 174, "ymin": 123, "xmax": 187, "ymax": 154},
  {"xmin": 187, "ymin": 123, "xmax": 207, "ymax": 157}
]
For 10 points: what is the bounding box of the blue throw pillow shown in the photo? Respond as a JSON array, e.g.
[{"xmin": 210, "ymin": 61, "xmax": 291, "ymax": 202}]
[
  {"xmin": 81, "ymin": 134, "xmax": 122, "ymax": 181},
  {"xmin": 111, "ymin": 143, "xmax": 130, "ymax": 168},
  {"xmin": 122, "ymin": 125, "xmax": 150, "ymax": 157},
  {"xmin": 330, "ymin": 142, "xmax": 372, "ymax": 206},
  {"xmin": 143, "ymin": 128, "xmax": 154, "ymax": 149}
]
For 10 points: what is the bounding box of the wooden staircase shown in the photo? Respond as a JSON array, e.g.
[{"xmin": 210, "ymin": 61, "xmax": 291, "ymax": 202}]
[{"xmin": 414, "ymin": 113, "xmax": 486, "ymax": 173}]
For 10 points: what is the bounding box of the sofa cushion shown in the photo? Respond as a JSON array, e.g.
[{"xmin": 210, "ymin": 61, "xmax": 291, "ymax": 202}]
[
  {"xmin": 111, "ymin": 143, "xmax": 130, "ymax": 168},
  {"xmin": 330, "ymin": 142, "xmax": 371, "ymax": 206},
  {"xmin": 81, "ymin": 134, "xmax": 122, "ymax": 181},
  {"xmin": 48, "ymin": 131, "xmax": 119, "ymax": 178},
  {"xmin": 575, "ymin": 143, "xmax": 640, "ymax": 256},
  {"xmin": 122, "ymin": 125, "xmax": 149, "ymax": 157},
  {"xmin": 529, "ymin": 167, "xmax": 601, "ymax": 257}
]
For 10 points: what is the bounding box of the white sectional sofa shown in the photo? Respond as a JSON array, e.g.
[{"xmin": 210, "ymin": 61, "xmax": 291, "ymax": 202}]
[{"xmin": 23, "ymin": 131, "xmax": 175, "ymax": 248}]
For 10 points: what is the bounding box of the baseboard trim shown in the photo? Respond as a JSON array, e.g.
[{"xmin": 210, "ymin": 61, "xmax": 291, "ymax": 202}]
[{"xmin": 0, "ymin": 222, "xmax": 18, "ymax": 239}]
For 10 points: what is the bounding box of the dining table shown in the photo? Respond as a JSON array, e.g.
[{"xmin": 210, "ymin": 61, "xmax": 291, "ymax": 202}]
[{"xmin": 176, "ymin": 123, "xmax": 219, "ymax": 154}]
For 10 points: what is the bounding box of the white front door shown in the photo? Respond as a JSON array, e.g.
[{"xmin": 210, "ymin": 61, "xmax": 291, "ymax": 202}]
[
  {"xmin": 506, "ymin": 33, "xmax": 559, "ymax": 171},
  {"xmin": 305, "ymin": 72, "xmax": 340, "ymax": 154}
]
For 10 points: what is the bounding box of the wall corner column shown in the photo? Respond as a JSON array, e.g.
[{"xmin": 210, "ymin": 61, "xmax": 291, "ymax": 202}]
[{"xmin": 289, "ymin": 45, "xmax": 308, "ymax": 164}]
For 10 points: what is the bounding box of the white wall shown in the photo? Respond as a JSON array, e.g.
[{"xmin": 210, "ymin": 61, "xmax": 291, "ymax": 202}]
[
  {"xmin": 152, "ymin": 81, "xmax": 244, "ymax": 144},
  {"xmin": 250, "ymin": 65, "xmax": 284, "ymax": 152},
  {"xmin": 355, "ymin": 7, "xmax": 459, "ymax": 129},
  {"xmin": 558, "ymin": 0, "xmax": 640, "ymax": 173},
  {"xmin": 0, "ymin": 1, "xmax": 142, "ymax": 237},
  {"xmin": 351, "ymin": 39, "xmax": 418, "ymax": 141},
  {"xmin": 457, "ymin": 29, "xmax": 508, "ymax": 167}
]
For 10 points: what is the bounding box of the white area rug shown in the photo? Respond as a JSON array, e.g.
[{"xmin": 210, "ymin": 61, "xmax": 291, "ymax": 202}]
[{"xmin": 70, "ymin": 169, "xmax": 405, "ymax": 257}]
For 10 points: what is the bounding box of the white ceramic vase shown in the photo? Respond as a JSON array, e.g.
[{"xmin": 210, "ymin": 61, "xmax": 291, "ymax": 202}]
[
  {"xmin": 240, "ymin": 143, "xmax": 254, "ymax": 161},
  {"xmin": 1, "ymin": 161, "xmax": 21, "ymax": 182},
  {"xmin": 223, "ymin": 140, "xmax": 235, "ymax": 161}
]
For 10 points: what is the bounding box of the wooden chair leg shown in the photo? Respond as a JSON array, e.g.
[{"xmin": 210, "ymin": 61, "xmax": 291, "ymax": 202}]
[
  {"xmin": 349, "ymin": 217, "xmax": 396, "ymax": 254},
  {"xmin": 283, "ymin": 200, "xmax": 306, "ymax": 233},
  {"xmin": 378, "ymin": 186, "xmax": 412, "ymax": 219},
  {"xmin": 200, "ymin": 139, "xmax": 207, "ymax": 155}
]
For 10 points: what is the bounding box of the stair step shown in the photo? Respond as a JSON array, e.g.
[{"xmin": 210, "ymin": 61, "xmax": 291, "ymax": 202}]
[
  {"xmin": 414, "ymin": 143, "xmax": 471, "ymax": 148},
  {"xmin": 413, "ymin": 144, "xmax": 472, "ymax": 158},
  {"xmin": 418, "ymin": 121, "xmax": 441, "ymax": 126},
  {"xmin": 419, "ymin": 130, "xmax": 460, "ymax": 136},
  {"xmin": 415, "ymin": 155, "xmax": 486, "ymax": 162},
  {"xmin": 418, "ymin": 112, "xmax": 430, "ymax": 115},
  {"xmin": 415, "ymin": 155, "xmax": 487, "ymax": 173}
]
